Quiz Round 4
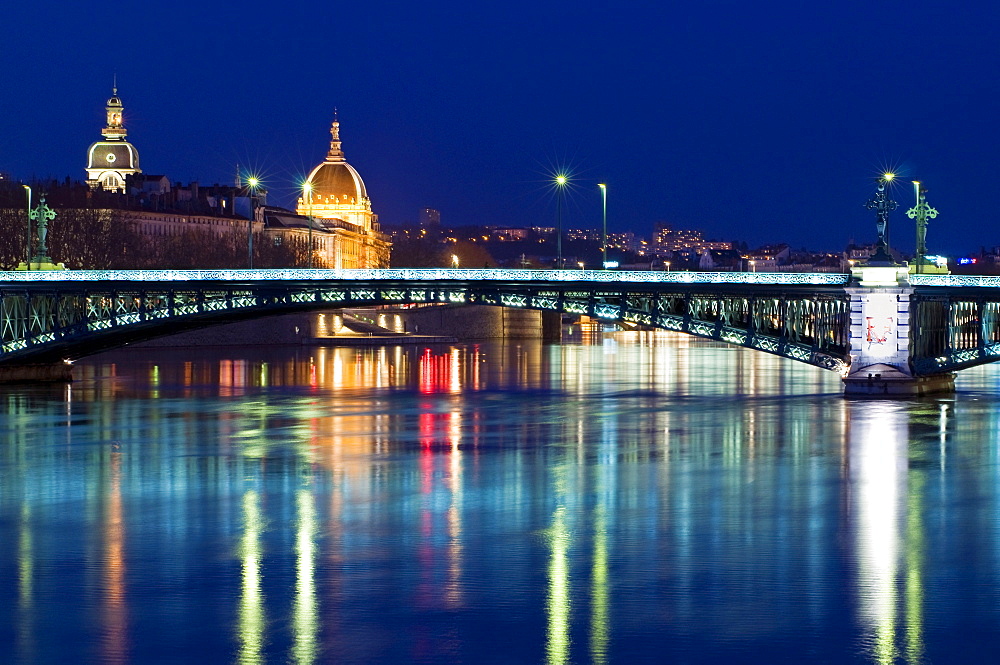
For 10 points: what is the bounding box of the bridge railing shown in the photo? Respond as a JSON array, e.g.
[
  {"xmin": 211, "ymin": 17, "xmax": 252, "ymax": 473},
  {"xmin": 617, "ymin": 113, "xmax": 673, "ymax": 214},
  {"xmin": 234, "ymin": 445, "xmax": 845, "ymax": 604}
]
[
  {"xmin": 0, "ymin": 268, "xmax": 851, "ymax": 286},
  {"xmin": 910, "ymin": 274, "xmax": 1000, "ymax": 288}
]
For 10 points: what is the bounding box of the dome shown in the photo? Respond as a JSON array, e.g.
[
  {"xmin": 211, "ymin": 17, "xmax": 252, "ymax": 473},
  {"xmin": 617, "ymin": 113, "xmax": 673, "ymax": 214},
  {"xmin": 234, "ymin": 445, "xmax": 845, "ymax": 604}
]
[
  {"xmin": 107, "ymin": 95, "xmax": 122, "ymax": 106},
  {"xmin": 87, "ymin": 141, "xmax": 139, "ymax": 170},
  {"xmin": 305, "ymin": 160, "xmax": 367, "ymax": 205}
]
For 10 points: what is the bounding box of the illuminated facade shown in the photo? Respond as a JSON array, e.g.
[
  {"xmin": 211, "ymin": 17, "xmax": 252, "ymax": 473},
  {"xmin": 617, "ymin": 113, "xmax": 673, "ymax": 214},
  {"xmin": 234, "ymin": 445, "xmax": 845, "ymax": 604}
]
[
  {"xmin": 653, "ymin": 224, "xmax": 732, "ymax": 255},
  {"xmin": 85, "ymin": 87, "xmax": 141, "ymax": 192},
  {"xmin": 296, "ymin": 115, "xmax": 390, "ymax": 268}
]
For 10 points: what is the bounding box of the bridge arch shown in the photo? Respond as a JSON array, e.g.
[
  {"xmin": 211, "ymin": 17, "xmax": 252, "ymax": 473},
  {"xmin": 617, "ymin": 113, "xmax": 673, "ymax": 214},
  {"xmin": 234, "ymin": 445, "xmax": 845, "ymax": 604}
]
[{"xmin": 0, "ymin": 269, "xmax": 854, "ymax": 372}]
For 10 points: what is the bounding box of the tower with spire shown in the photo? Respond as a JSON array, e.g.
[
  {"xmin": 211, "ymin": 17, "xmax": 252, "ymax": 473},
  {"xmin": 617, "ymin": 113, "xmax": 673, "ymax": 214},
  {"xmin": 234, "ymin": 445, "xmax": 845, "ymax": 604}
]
[{"xmin": 86, "ymin": 82, "xmax": 141, "ymax": 192}]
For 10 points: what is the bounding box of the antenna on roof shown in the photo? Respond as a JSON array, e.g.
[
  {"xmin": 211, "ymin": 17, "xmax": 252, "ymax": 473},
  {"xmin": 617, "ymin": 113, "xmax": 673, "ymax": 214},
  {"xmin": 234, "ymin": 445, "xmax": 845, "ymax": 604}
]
[{"xmin": 235, "ymin": 164, "xmax": 242, "ymax": 188}]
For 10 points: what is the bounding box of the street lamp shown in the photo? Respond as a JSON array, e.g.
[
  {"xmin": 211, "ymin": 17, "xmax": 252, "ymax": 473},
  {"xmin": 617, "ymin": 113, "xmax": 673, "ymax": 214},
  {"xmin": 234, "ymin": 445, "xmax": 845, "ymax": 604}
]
[
  {"xmin": 451, "ymin": 254, "xmax": 460, "ymax": 268},
  {"xmin": 866, "ymin": 172, "xmax": 898, "ymax": 264},
  {"xmin": 246, "ymin": 176, "xmax": 259, "ymax": 269},
  {"xmin": 665, "ymin": 261, "xmax": 671, "ymax": 272},
  {"xmin": 555, "ymin": 174, "xmax": 568, "ymax": 269},
  {"xmin": 21, "ymin": 185, "xmax": 31, "ymax": 271},
  {"xmin": 302, "ymin": 180, "xmax": 314, "ymax": 269},
  {"xmin": 598, "ymin": 183, "xmax": 607, "ymax": 269}
]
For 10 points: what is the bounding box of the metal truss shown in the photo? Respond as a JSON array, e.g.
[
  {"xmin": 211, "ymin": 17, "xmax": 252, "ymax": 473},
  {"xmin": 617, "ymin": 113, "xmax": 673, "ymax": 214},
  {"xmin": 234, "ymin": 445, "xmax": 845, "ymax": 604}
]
[
  {"xmin": 910, "ymin": 289, "xmax": 1000, "ymax": 374},
  {"xmin": 0, "ymin": 271, "xmax": 853, "ymax": 371}
]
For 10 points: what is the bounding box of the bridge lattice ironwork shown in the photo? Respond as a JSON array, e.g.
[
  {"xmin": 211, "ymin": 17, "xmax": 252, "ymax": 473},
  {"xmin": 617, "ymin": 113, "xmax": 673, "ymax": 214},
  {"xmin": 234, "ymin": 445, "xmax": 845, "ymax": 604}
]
[{"xmin": 0, "ymin": 269, "xmax": 853, "ymax": 370}]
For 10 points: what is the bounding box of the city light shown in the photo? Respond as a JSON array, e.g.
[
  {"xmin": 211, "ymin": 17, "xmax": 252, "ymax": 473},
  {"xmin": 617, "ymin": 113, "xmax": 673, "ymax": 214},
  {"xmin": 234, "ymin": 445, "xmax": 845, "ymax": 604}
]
[
  {"xmin": 554, "ymin": 174, "xmax": 569, "ymax": 269},
  {"xmin": 302, "ymin": 180, "xmax": 314, "ymax": 269},
  {"xmin": 245, "ymin": 176, "xmax": 261, "ymax": 269}
]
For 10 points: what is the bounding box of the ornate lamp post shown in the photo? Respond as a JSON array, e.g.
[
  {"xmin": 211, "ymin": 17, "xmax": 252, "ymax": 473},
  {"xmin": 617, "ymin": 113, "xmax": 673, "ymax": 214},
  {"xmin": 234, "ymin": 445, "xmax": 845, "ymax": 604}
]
[
  {"xmin": 906, "ymin": 181, "xmax": 938, "ymax": 274},
  {"xmin": 29, "ymin": 195, "xmax": 57, "ymax": 267},
  {"xmin": 865, "ymin": 172, "xmax": 898, "ymax": 264},
  {"xmin": 598, "ymin": 183, "xmax": 607, "ymax": 269}
]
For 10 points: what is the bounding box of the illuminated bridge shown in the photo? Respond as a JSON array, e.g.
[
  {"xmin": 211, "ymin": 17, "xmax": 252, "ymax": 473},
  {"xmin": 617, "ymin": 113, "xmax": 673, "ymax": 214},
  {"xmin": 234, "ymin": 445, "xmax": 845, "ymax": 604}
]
[{"xmin": 1, "ymin": 267, "xmax": 999, "ymax": 394}]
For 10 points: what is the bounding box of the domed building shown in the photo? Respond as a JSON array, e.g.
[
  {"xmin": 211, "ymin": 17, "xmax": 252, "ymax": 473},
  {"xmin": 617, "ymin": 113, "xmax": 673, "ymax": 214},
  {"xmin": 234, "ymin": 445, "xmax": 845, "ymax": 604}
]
[
  {"xmin": 295, "ymin": 114, "xmax": 390, "ymax": 268},
  {"xmin": 85, "ymin": 87, "xmax": 141, "ymax": 192}
]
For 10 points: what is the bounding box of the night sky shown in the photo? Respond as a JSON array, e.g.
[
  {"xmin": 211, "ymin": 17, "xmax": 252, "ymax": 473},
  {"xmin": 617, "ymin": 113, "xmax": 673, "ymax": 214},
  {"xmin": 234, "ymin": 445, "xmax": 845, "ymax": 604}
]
[{"xmin": 3, "ymin": 1, "xmax": 999, "ymax": 255}]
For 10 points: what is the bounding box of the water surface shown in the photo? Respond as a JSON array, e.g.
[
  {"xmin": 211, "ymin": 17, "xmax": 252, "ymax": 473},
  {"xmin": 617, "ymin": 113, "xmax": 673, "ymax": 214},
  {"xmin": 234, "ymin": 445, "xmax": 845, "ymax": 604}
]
[{"xmin": 2, "ymin": 333, "xmax": 1000, "ymax": 663}]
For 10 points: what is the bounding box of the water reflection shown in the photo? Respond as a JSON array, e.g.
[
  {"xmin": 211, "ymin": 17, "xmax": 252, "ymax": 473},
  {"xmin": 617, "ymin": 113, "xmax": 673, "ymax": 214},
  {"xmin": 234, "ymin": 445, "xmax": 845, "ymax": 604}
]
[
  {"xmin": 849, "ymin": 400, "xmax": 934, "ymax": 664},
  {"xmin": 237, "ymin": 489, "xmax": 265, "ymax": 665},
  {"xmin": 18, "ymin": 503, "xmax": 34, "ymax": 664},
  {"xmin": 102, "ymin": 449, "xmax": 128, "ymax": 664},
  {"xmin": 546, "ymin": 502, "xmax": 570, "ymax": 665},
  {"xmin": 68, "ymin": 333, "xmax": 843, "ymax": 401},
  {"xmin": 3, "ymin": 334, "xmax": 1000, "ymax": 663},
  {"xmin": 292, "ymin": 489, "xmax": 318, "ymax": 665}
]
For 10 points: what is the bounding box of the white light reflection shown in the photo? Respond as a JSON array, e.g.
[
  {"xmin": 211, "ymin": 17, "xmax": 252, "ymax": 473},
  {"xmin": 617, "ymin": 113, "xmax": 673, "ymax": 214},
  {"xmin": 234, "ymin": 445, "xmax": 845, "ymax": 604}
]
[
  {"xmin": 291, "ymin": 489, "xmax": 318, "ymax": 665},
  {"xmin": 850, "ymin": 403, "xmax": 907, "ymax": 664},
  {"xmin": 237, "ymin": 490, "xmax": 265, "ymax": 665}
]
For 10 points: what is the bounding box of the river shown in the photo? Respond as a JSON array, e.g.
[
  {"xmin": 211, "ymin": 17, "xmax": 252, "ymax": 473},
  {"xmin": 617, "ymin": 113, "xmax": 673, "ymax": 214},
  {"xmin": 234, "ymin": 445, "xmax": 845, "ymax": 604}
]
[{"xmin": 2, "ymin": 332, "xmax": 999, "ymax": 664}]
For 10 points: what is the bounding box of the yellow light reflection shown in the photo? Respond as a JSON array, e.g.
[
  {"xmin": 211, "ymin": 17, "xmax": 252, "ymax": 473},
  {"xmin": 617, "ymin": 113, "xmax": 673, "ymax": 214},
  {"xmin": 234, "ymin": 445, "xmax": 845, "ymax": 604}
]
[
  {"xmin": 291, "ymin": 488, "xmax": 318, "ymax": 665},
  {"xmin": 905, "ymin": 473, "xmax": 925, "ymax": 664},
  {"xmin": 18, "ymin": 502, "xmax": 34, "ymax": 662},
  {"xmin": 547, "ymin": 505, "xmax": 571, "ymax": 665},
  {"xmin": 102, "ymin": 450, "xmax": 128, "ymax": 664},
  {"xmin": 237, "ymin": 490, "xmax": 266, "ymax": 665}
]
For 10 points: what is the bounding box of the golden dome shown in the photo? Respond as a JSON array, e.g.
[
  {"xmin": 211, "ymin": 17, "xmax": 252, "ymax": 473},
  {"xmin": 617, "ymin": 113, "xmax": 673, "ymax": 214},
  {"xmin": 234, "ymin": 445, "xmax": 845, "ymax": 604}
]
[{"xmin": 305, "ymin": 161, "xmax": 367, "ymax": 205}]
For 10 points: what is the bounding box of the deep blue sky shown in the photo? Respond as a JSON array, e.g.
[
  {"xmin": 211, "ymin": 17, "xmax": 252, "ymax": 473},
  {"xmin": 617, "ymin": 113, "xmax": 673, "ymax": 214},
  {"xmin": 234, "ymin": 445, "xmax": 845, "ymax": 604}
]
[{"xmin": 3, "ymin": 1, "xmax": 998, "ymax": 254}]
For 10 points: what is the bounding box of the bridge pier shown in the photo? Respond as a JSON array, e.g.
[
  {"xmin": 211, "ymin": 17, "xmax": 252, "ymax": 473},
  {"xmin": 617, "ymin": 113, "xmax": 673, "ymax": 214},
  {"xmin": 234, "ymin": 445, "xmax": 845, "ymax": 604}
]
[{"xmin": 843, "ymin": 265, "xmax": 954, "ymax": 396}]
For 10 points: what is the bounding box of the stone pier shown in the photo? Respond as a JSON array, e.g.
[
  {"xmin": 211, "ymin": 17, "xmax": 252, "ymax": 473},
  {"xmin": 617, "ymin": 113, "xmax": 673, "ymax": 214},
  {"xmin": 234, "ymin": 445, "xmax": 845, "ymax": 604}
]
[{"xmin": 843, "ymin": 264, "xmax": 954, "ymax": 396}]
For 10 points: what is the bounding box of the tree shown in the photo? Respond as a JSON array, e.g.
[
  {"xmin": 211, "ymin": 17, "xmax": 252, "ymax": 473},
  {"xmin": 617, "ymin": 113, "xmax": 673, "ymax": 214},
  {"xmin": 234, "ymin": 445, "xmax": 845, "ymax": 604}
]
[{"xmin": 49, "ymin": 207, "xmax": 145, "ymax": 269}]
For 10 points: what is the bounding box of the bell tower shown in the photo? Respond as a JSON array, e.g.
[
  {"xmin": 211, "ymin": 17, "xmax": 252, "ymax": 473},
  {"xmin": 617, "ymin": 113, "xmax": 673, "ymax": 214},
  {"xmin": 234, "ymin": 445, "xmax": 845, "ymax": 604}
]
[
  {"xmin": 103, "ymin": 84, "xmax": 126, "ymax": 140},
  {"xmin": 86, "ymin": 82, "xmax": 141, "ymax": 192}
]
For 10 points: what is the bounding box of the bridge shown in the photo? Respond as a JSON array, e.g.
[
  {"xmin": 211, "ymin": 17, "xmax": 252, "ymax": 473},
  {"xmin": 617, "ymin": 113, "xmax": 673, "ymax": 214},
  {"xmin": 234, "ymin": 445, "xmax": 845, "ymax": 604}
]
[{"xmin": 1, "ymin": 266, "xmax": 998, "ymax": 394}]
